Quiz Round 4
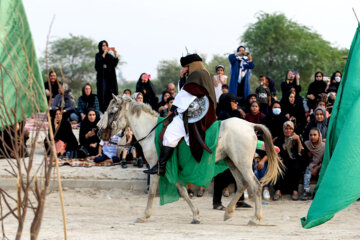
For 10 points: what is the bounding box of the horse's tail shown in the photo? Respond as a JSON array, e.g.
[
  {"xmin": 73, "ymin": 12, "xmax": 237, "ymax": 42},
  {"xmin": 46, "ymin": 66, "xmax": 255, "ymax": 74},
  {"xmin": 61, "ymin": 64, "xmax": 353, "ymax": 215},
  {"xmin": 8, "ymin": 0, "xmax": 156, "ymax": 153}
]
[{"xmin": 253, "ymin": 124, "xmax": 284, "ymax": 185}]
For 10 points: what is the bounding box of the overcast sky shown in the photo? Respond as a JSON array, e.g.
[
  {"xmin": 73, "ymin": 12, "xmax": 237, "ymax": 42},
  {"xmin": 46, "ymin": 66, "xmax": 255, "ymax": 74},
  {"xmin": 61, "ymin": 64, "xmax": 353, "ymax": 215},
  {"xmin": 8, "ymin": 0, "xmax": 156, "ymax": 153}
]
[{"xmin": 23, "ymin": 0, "xmax": 359, "ymax": 81}]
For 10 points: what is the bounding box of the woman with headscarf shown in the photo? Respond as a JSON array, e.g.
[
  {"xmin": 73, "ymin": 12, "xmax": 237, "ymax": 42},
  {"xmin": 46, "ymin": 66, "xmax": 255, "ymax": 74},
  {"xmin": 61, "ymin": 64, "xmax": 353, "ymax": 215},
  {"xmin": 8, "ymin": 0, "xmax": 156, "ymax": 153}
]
[
  {"xmin": 79, "ymin": 108, "xmax": 100, "ymax": 156},
  {"xmin": 45, "ymin": 109, "xmax": 79, "ymax": 157},
  {"xmin": 136, "ymin": 73, "xmax": 158, "ymax": 110},
  {"xmin": 281, "ymin": 92, "xmax": 307, "ymax": 135},
  {"xmin": 328, "ymin": 71, "xmax": 342, "ymax": 93},
  {"xmin": 51, "ymin": 83, "xmax": 78, "ymax": 123},
  {"xmin": 77, "ymin": 83, "xmax": 100, "ymax": 121},
  {"xmin": 303, "ymin": 107, "xmax": 328, "ymax": 142},
  {"xmin": 95, "ymin": 40, "xmax": 119, "ymax": 113},
  {"xmin": 273, "ymin": 121, "xmax": 304, "ymax": 201},
  {"xmin": 157, "ymin": 90, "xmax": 171, "ymax": 113},
  {"xmin": 306, "ymin": 72, "xmax": 327, "ymax": 112},
  {"xmin": 281, "ymin": 69, "xmax": 301, "ymax": 100},
  {"xmin": 261, "ymin": 101, "xmax": 289, "ymax": 141}
]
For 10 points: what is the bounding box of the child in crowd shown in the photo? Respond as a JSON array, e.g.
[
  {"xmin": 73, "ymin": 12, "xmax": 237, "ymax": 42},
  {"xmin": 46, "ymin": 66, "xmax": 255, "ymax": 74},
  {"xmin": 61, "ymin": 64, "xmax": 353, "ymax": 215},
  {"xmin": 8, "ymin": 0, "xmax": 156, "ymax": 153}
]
[
  {"xmin": 221, "ymin": 84, "xmax": 229, "ymax": 94},
  {"xmin": 245, "ymin": 101, "xmax": 265, "ymax": 124},
  {"xmin": 213, "ymin": 65, "xmax": 228, "ymax": 103},
  {"xmin": 123, "ymin": 89, "xmax": 132, "ymax": 97},
  {"xmin": 121, "ymin": 127, "xmax": 143, "ymax": 168},
  {"xmin": 255, "ymin": 76, "xmax": 271, "ymax": 115},
  {"xmin": 253, "ymin": 150, "xmax": 270, "ymax": 200},
  {"xmin": 301, "ymin": 128, "xmax": 325, "ymax": 200},
  {"xmin": 160, "ymin": 96, "xmax": 174, "ymax": 118},
  {"xmin": 94, "ymin": 131, "xmax": 121, "ymax": 165}
]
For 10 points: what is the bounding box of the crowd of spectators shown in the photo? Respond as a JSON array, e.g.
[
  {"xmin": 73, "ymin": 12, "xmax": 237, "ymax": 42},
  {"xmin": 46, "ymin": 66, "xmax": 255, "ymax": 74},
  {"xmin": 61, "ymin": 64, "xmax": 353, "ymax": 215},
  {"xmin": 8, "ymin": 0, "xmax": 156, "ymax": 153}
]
[{"xmin": 2, "ymin": 41, "xmax": 342, "ymax": 205}]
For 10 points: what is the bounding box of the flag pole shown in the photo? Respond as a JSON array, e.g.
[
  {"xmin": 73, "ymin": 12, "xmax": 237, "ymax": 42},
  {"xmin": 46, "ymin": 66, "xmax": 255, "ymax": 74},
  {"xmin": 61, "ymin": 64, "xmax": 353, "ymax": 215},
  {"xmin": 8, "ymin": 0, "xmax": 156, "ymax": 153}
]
[{"xmin": 352, "ymin": 8, "xmax": 359, "ymax": 23}]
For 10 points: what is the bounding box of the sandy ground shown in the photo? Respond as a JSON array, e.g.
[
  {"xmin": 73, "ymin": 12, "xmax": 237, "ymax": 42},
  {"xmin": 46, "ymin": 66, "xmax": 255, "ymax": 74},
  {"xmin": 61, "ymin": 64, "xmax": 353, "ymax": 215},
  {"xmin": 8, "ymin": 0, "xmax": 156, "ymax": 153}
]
[
  {"xmin": 1, "ymin": 126, "xmax": 359, "ymax": 239},
  {"xmin": 1, "ymin": 188, "xmax": 360, "ymax": 240}
]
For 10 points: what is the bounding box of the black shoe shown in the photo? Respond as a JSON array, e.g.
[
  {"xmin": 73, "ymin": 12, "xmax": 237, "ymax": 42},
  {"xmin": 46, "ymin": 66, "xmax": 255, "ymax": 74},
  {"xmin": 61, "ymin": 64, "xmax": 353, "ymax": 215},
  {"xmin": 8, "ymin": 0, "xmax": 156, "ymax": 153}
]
[
  {"xmin": 137, "ymin": 157, "xmax": 143, "ymax": 168},
  {"xmin": 144, "ymin": 164, "xmax": 158, "ymax": 175},
  {"xmin": 143, "ymin": 146, "xmax": 174, "ymax": 176},
  {"xmin": 300, "ymin": 191, "xmax": 312, "ymax": 201},
  {"xmin": 236, "ymin": 201, "xmax": 252, "ymax": 208},
  {"xmin": 121, "ymin": 159, "xmax": 127, "ymax": 168},
  {"xmin": 132, "ymin": 158, "xmax": 138, "ymax": 166}
]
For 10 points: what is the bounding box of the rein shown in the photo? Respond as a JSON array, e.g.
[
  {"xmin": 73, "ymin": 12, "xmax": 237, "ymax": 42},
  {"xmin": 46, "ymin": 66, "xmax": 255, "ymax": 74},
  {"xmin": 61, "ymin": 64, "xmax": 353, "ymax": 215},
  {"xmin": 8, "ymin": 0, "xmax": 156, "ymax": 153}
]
[{"xmin": 117, "ymin": 112, "xmax": 174, "ymax": 147}]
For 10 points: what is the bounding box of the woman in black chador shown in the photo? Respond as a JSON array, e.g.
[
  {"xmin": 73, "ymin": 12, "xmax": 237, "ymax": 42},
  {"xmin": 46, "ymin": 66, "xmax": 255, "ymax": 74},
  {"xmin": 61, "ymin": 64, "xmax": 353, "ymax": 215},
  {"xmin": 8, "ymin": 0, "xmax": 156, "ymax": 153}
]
[{"xmin": 95, "ymin": 40, "xmax": 119, "ymax": 112}]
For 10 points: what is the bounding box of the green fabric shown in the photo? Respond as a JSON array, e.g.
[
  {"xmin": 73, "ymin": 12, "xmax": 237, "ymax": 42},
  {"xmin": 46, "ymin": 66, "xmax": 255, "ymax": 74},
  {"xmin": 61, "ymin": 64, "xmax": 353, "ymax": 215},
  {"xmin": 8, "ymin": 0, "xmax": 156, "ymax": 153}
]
[
  {"xmin": 155, "ymin": 118, "xmax": 228, "ymax": 205},
  {"xmin": 301, "ymin": 23, "xmax": 360, "ymax": 228},
  {"xmin": 0, "ymin": 0, "xmax": 47, "ymax": 129}
]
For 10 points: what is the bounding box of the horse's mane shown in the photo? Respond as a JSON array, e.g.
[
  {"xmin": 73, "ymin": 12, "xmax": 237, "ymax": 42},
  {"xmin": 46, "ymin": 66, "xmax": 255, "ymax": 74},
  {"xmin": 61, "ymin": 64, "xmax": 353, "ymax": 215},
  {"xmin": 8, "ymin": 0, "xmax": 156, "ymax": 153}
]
[{"xmin": 128, "ymin": 100, "xmax": 159, "ymax": 118}]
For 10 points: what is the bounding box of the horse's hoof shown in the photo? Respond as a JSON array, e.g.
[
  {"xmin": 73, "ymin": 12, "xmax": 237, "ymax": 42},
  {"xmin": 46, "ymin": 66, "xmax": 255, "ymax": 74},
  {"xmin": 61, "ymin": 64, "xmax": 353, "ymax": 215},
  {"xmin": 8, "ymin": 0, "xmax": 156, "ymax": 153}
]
[
  {"xmin": 135, "ymin": 218, "xmax": 146, "ymax": 223},
  {"xmin": 191, "ymin": 219, "xmax": 200, "ymax": 224},
  {"xmin": 248, "ymin": 219, "xmax": 260, "ymax": 225},
  {"xmin": 224, "ymin": 212, "xmax": 233, "ymax": 221}
]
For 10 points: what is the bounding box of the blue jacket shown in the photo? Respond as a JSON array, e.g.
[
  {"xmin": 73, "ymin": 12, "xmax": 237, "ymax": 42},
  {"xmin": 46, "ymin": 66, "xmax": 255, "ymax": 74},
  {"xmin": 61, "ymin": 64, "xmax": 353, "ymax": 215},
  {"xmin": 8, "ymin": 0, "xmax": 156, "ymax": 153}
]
[{"xmin": 228, "ymin": 54, "xmax": 254, "ymax": 99}]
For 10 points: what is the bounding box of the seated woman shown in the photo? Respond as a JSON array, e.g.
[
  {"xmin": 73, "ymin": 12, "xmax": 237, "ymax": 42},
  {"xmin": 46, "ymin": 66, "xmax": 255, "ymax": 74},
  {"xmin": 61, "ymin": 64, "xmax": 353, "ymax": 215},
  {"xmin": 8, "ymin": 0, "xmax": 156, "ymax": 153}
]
[
  {"xmin": 45, "ymin": 109, "xmax": 79, "ymax": 158},
  {"xmin": 261, "ymin": 101, "xmax": 289, "ymax": 141},
  {"xmin": 301, "ymin": 128, "xmax": 325, "ymax": 200},
  {"xmin": 303, "ymin": 107, "xmax": 327, "ymax": 142},
  {"xmin": 306, "ymin": 72, "xmax": 327, "ymax": 112},
  {"xmin": 79, "ymin": 108, "xmax": 100, "ymax": 157},
  {"xmin": 273, "ymin": 121, "xmax": 304, "ymax": 201},
  {"xmin": 51, "ymin": 83, "xmax": 79, "ymax": 123},
  {"xmin": 0, "ymin": 121, "xmax": 29, "ymax": 158},
  {"xmin": 157, "ymin": 90, "xmax": 171, "ymax": 113},
  {"xmin": 77, "ymin": 83, "xmax": 100, "ymax": 121}
]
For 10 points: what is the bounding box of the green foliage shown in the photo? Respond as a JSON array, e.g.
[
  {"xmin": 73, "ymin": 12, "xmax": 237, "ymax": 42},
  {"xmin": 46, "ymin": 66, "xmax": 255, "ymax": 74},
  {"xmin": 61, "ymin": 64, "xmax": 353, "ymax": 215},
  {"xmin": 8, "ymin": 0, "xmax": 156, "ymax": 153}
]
[
  {"xmin": 155, "ymin": 59, "xmax": 182, "ymax": 93},
  {"xmin": 40, "ymin": 34, "xmax": 124, "ymax": 99},
  {"xmin": 204, "ymin": 54, "xmax": 230, "ymax": 77},
  {"xmin": 154, "ymin": 54, "xmax": 231, "ymax": 95},
  {"xmin": 241, "ymin": 12, "xmax": 348, "ymax": 95}
]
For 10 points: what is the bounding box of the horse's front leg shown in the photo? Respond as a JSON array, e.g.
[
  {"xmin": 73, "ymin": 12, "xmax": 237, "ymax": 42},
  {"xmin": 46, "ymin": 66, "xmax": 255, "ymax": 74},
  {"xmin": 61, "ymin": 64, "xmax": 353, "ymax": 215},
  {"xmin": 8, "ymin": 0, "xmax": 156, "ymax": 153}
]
[
  {"xmin": 176, "ymin": 182, "xmax": 200, "ymax": 224},
  {"xmin": 135, "ymin": 174, "xmax": 159, "ymax": 223}
]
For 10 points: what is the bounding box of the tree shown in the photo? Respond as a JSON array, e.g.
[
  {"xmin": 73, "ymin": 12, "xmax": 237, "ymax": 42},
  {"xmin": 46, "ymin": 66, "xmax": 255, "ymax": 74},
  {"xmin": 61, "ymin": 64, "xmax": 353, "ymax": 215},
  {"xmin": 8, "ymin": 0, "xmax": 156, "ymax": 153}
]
[
  {"xmin": 241, "ymin": 12, "xmax": 348, "ymax": 96},
  {"xmin": 155, "ymin": 59, "xmax": 182, "ymax": 93},
  {"xmin": 41, "ymin": 34, "xmax": 124, "ymax": 97}
]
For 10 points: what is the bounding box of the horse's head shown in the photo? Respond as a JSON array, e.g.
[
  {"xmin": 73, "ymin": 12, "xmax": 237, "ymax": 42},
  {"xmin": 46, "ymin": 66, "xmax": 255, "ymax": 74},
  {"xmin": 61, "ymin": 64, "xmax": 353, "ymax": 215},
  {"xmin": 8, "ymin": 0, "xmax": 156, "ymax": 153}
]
[{"xmin": 97, "ymin": 94, "xmax": 131, "ymax": 140}]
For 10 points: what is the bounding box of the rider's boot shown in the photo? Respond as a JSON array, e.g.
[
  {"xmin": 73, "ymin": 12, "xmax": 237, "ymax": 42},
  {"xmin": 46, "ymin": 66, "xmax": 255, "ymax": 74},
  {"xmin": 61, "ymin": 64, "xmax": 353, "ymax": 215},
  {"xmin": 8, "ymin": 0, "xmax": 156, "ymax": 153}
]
[{"xmin": 143, "ymin": 146, "xmax": 174, "ymax": 176}]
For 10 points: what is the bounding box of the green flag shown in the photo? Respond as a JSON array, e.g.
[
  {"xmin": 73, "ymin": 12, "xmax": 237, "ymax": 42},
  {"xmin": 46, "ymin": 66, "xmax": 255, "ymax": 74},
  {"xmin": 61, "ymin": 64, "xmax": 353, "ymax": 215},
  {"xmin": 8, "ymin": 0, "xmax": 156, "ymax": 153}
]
[
  {"xmin": 301, "ymin": 23, "xmax": 360, "ymax": 228},
  {"xmin": 0, "ymin": 0, "xmax": 47, "ymax": 129}
]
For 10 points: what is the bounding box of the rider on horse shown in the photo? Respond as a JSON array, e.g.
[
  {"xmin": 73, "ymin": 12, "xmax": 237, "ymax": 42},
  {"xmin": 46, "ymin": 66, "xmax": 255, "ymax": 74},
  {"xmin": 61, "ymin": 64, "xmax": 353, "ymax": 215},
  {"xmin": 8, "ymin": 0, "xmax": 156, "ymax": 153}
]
[{"xmin": 144, "ymin": 53, "xmax": 217, "ymax": 176}]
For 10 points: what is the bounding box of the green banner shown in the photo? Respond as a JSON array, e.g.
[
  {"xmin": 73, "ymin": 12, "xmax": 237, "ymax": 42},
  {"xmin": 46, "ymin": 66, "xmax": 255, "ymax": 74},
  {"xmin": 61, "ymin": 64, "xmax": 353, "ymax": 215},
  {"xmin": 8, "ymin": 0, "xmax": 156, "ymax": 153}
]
[
  {"xmin": 301, "ymin": 23, "xmax": 360, "ymax": 228},
  {"xmin": 0, "ymin": 0, "xmax": 47, "ymax": 129}
]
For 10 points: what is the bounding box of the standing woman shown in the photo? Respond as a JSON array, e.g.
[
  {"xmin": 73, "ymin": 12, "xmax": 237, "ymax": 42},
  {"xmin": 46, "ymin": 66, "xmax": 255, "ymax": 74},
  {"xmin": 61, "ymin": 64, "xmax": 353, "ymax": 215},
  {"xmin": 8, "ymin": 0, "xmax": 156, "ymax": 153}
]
[
  {"xmin": 95, "ymin": 40, "xmax": 119, "ymax": 113},
  {"xmin": 136, "ymin": 73, "xmax": 158, "ymax": 110}
]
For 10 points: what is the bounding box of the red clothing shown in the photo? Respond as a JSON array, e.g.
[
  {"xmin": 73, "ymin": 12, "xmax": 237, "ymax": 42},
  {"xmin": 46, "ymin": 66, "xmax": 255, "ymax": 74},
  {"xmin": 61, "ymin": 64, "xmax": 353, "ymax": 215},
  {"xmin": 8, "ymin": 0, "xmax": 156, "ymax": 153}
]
[{"xmin": 245, "ymin": 112, "xmax": 265, "ymax": 124}]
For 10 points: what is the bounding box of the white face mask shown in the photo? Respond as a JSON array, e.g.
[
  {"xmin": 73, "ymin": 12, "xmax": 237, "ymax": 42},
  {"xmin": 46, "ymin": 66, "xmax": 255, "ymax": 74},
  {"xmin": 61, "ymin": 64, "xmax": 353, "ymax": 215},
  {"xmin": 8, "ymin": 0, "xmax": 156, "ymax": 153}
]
[
  {"xmin": 335, "ymin": 76, "xmax": 341, "ymax": 82},
  {"xmin": 272, "ymin": 108, "xmax": 281, "ymax": 115}
]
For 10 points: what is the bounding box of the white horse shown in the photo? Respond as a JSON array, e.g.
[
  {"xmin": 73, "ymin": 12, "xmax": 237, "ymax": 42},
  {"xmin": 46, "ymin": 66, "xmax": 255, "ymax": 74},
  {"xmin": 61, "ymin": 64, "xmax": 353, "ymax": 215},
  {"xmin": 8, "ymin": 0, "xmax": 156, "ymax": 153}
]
[{"xmin": 97, "ymin": 95, "xmax": 283, "ymax": 224}]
